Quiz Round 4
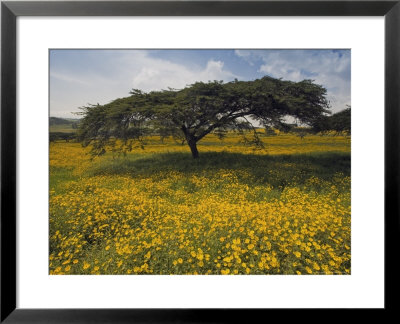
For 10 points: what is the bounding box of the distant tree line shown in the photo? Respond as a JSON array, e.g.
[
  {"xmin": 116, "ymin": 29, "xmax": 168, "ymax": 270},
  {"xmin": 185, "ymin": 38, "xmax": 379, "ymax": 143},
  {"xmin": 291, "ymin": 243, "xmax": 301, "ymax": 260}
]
[
  {"xmin": 311, "ymin": 105, "xmax": 351, "ymax": 134},
  {"xmin": 49, "ymin": 132, "xmax": 76, "ymax": 142},
  {"xmin": 49, "ymin": 117, "xmax": 80, "ymax": 127}
]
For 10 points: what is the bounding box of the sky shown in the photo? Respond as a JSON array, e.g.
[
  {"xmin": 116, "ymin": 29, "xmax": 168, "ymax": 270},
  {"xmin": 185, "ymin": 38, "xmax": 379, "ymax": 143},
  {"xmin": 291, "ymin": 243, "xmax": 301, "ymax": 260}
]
[{"xmin": 50, "ymin": 49, "xmax": 350, "ymax": 118}]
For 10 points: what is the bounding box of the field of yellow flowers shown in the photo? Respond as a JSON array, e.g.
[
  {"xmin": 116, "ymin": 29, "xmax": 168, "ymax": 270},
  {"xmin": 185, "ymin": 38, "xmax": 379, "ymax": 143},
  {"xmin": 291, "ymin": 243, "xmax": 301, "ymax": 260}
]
[{"xmin": 49, "ymin": 132, "xmax": 351, "ymax": 275}]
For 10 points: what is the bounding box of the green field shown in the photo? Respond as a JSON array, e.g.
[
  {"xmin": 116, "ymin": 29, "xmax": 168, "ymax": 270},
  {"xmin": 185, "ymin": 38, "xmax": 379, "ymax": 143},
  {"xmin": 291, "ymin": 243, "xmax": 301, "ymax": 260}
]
[
  {"xmin": 49, "ymin": 131, "xmax": 351, "ymax": 275},
  {"xmin": 49, "ymin": 124, "xmax": 77, "ymax": 133}
]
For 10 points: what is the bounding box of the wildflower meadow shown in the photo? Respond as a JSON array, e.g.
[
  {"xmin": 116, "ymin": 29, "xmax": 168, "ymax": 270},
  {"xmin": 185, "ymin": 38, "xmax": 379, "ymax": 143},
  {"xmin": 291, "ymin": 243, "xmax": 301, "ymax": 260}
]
[{"xmin": 49, "ymin": 131, "xmax": 351, "ymax": 275}]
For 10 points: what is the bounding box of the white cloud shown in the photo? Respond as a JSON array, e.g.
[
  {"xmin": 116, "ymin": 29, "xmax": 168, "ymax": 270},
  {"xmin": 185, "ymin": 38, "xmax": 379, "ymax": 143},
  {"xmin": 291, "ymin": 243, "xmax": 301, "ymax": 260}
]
[
  {"xmin": 236, "ymin": 50, "xmax": 351, "ymax": 113},
  {"xmin": 50, "ymin": 49, "xmax": 350, "ymax": 118},
  {"xmin": 50, "ymin": 51, "xmax": 237, "ymax": 117},
  {"xmin": 234, "ymin": 50, "xmax": 254, "ymax": 66},
  {"xmin": 131, "ymin": 58, "xmax": 236, "ymax": 92}
]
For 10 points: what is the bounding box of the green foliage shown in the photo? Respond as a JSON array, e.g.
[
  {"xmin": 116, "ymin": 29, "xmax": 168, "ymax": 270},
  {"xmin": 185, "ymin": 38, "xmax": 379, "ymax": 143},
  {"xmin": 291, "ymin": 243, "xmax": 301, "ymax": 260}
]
[
  {"xmin": 49, "ymin": 132, "xmax": 76, "ymax": 142},
  {"xmin": 312, "ymin": 106, "xmax": 351, "ymax": 134},
  {"xmin": 77, "ymin": 76, "xmax": 330, "ymax": 158},
  {"xmin": 88, "ymin": 151, "xmax": 351, "ymax": 190},
  {"xmin": 329, "ymin": 106, "xmax": 351, "ymax": 133}
]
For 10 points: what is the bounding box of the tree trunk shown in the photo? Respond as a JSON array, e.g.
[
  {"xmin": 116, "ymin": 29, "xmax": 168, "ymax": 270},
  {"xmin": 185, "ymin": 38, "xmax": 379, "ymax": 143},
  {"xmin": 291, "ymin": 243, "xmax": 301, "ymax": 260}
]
[
  {"xmin": 181, "ymin": 126, "xmax": 199, "ymax": 159},
  {"xmin": 188, "ymin": 140, "xmax": 199, "ymax": 159}
]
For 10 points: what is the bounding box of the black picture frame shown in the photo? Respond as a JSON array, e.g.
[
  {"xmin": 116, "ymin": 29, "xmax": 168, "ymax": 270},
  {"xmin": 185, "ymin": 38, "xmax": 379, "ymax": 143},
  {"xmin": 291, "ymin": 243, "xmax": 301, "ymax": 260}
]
[{"xmin": 1, "ymin": 0, "xmax": 399, "ymax": 322}]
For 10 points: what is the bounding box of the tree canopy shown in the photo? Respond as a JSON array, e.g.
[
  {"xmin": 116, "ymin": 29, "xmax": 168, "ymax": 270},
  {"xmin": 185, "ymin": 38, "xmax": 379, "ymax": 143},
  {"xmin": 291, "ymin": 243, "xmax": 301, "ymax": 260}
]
[
  {"xmin": 311, "ymin": 105, "xmax": 351, "ymax": 134},
  {"xmin": 77, "ymin": 76, "xmax": 330, "ymax": 158}
]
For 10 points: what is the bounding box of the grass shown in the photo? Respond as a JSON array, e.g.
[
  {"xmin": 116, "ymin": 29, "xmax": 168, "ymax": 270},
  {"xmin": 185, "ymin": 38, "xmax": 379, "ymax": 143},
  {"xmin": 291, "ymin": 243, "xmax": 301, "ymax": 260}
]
[
  {"xmin": 88, "ymin": 151, "xmax": 350, "ymax": 190},
  {"xmin": 49, "ymin": 132, "xmax": 351, "ymax": 275},
  {"xmin": 49, "ymin": 124, "xmax": 77, "ymax": 133}
]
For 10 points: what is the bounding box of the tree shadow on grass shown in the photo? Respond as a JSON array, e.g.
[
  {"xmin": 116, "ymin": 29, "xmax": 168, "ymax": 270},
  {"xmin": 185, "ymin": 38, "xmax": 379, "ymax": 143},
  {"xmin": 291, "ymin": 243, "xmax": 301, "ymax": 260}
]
[{"xmin": 88, "ymin": 151, "xmax": 350, "ymax": 189}]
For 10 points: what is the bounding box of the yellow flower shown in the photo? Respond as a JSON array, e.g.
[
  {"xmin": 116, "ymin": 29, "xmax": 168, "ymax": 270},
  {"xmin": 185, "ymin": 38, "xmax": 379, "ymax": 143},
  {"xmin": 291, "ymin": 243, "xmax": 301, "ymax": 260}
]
[
  {"xmin": 49, "ymin": 134, "xmax": 350, "ymax": 276},
  {"xmin": 305, "ymin": 266, "xmax": 312, "ymax": 274}
]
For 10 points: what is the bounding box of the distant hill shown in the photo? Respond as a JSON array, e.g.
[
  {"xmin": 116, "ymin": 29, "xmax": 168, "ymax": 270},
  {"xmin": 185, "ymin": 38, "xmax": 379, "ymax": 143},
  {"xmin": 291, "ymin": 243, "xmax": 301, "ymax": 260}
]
[
  {"xmin": 50, "ymin": 117, "xmax": 80, "ymax": 134},
  {"xmin": 49, "ymin": 117, "xmax": 80, "ymax": 126}
]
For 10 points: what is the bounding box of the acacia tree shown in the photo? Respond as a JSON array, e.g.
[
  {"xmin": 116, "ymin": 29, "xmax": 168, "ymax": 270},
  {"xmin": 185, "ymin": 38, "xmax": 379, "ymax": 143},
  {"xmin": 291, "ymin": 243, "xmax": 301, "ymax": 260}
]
[{"xmin": 77, "ymin": 76, "xmax": 330, "ymax": 158}]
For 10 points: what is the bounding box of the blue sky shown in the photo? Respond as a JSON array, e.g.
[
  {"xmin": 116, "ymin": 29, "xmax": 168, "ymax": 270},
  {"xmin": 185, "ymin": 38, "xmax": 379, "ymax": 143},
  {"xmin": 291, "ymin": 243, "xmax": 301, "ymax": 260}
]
[{"xmin": 50, "ymin": 49, "xmax": 350, "ymax": 118}]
